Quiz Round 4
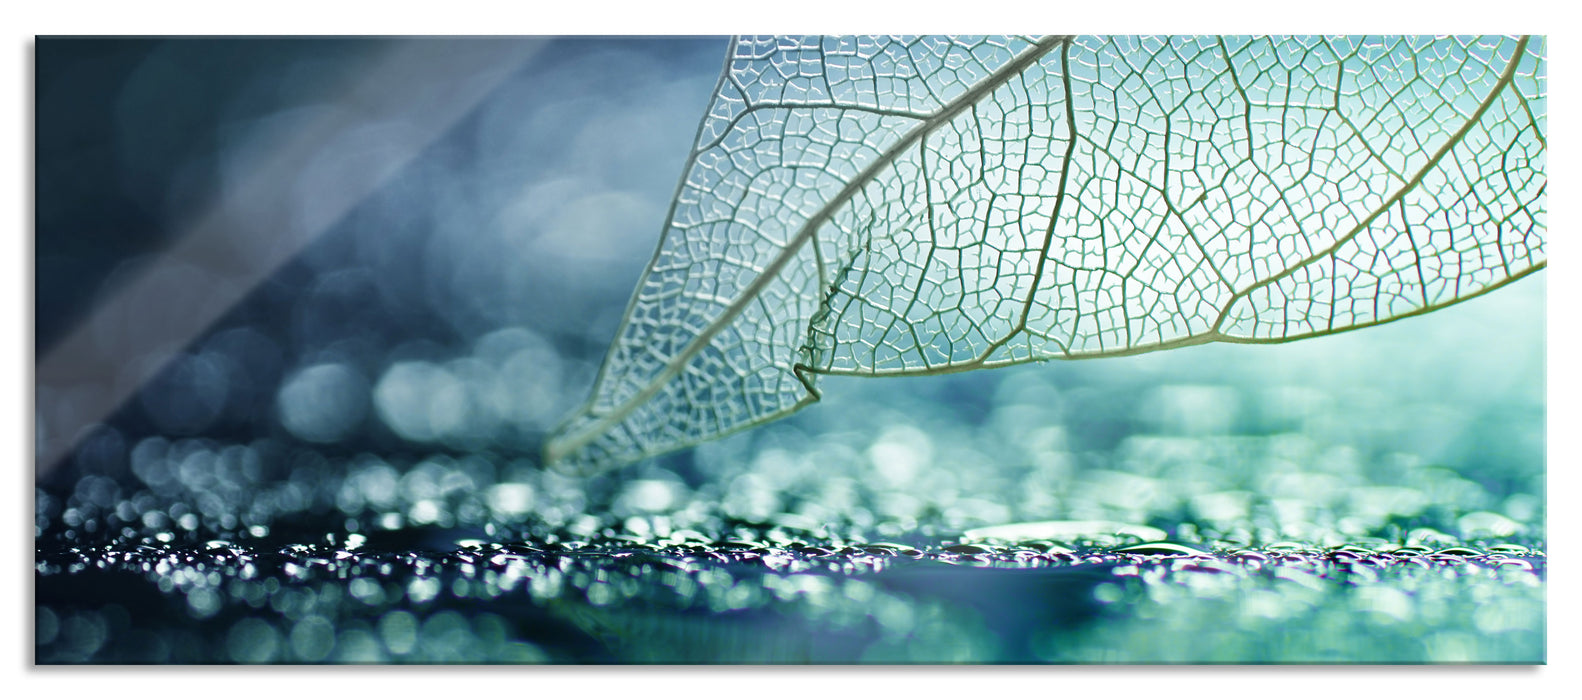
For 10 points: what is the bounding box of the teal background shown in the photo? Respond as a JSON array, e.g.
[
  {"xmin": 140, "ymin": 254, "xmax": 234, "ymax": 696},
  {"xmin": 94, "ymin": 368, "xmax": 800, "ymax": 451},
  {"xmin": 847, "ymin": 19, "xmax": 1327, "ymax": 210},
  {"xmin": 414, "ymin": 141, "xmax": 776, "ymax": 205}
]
[{"xmin": 34, "ymin": 36, "xmax": 1544, "ymax": 664}]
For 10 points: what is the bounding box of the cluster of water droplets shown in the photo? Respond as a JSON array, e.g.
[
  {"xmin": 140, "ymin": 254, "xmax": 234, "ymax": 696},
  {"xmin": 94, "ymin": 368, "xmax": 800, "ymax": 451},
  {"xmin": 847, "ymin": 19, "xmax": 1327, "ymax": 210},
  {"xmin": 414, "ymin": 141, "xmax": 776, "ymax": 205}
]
[
  {"xmin": 34, "ymin": 36, "xmax": 1545, "ymax": 666},
  {"xmin": 37, "ymin": 340, "xmax": 1547, "ymax": 663},
  {"xmin": 37, "ymin": 484, "xmax": 1544, "ymax": 664}
]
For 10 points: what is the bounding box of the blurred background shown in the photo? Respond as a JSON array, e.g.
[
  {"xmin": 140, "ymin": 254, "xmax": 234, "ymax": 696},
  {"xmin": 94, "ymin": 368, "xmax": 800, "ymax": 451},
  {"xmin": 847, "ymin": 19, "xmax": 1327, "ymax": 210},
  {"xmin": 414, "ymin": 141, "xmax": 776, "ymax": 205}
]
[
  {"xmin": 36, "ymin": 37, "xmax": 725, "ymax": 471},
  {"xmin": 34, "ymin": 36, "xmax": 1545, "ymax": 664}
]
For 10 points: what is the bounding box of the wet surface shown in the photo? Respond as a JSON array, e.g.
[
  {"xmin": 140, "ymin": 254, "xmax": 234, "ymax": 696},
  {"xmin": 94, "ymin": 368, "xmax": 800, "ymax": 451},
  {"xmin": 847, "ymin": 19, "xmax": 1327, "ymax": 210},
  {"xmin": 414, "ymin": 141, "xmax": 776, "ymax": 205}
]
[
  {"xmin": 36, "ymin": 501, "xmax": 1546, "ymax": 663},
  {"xmin": 32, "ymin": 37, "xmax": 1546, "ymax": 666}
]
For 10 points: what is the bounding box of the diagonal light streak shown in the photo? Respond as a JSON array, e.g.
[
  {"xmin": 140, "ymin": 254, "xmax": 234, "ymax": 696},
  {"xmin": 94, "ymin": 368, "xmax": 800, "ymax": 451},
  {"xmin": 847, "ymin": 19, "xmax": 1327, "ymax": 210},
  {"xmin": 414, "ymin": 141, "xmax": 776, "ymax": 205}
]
[{"xmin": 36, "ymin": 38, "xmax": 548, "ymax": 477}]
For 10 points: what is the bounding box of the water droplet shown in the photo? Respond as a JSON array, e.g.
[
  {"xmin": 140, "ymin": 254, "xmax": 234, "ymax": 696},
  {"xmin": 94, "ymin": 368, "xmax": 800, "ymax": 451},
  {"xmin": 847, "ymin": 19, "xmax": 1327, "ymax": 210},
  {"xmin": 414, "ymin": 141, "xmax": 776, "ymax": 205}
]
[
  {"xmin": 1174, "ymin": 558, "xmax": 1237, "ymax": 575},
  {"xmin": 1489, "ymin": 557, "xmax": 1534, "ymax": 571},
  {"xmin": 1457, "ymin": 511, "xmax": 1525, "ymax": 540},
  {"xmin": 34, "ymin": 606, "xmax": 62, "ymax": 649},
  {"xmin": 277, "ymin": 362, "xmax": 368, "ymax": 443},
  {"xmin": 1229, "ymin": 549, "xmax": 1269, "ymax": 563},
  {"xmin": 1114, "ymin": 542, "xmax": 1206, "ymax": 557},
  {"xmin": 226, "ymin": 618, "xmax": 281, "ymax": 663},
  {"xmin": 1093, "ymin": 583, "xmax": 1125, "ymax": 603},
  {"xmin": 378, "ymin": 610, "xmax": 419, "ymax": 655},
  {"xmin": 866, "ymin": 542, "xmax": 922, "ymax": 557},
  {"xmin": 1406, "ymin": 527, "xmax": 1458, "ymax": 548},
  {"xmin": 961, "ymin": 520, "xmax": 1167, "ymax": 545},
  {"xmin": 289, "ymin": 615, "xmax": 336, "ymax": 662}
]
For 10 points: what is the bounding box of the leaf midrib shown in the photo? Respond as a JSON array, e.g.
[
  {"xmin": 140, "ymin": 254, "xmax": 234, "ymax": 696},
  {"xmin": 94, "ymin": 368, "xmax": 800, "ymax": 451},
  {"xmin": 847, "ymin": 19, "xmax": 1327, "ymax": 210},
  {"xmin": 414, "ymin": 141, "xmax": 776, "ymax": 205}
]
[
  {"xmin": 547, "ymin": 34, "xmax": 1538, "ymax": 468},
  {"xmin": 792, "ymin": 35, "xmax": 1539, "ymax": 378},
  {"xmin": 1209, "ymin": 34, "xmax": 1534, "ymax": 334},
  {"xmin": 545, "ymin": 35, "xmax": 1069, "ymax": 464}
]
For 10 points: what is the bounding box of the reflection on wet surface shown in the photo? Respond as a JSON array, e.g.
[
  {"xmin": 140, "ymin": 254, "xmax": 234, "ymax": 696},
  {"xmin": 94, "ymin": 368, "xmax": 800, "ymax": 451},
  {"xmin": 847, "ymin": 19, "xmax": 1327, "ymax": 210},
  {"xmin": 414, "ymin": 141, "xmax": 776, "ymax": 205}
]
[
  {"xmin": 34, "ymin": 37, "xmax": 1546, "ymax": 666},
  {"xmin": 36, "ymin": 508, "xmax": 1545, "ymax": 663}
]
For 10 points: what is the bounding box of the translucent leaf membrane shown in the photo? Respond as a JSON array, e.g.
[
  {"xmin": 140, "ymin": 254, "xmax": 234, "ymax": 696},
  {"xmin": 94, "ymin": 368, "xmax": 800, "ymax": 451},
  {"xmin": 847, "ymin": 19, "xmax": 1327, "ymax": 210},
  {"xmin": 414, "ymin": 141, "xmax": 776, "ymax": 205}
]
[{"xmin": 547, "ymin": 35, "xmax": 1546, "ymax": 475}]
